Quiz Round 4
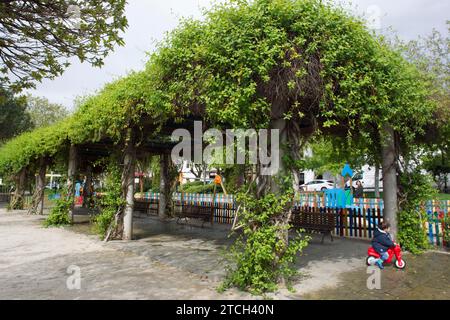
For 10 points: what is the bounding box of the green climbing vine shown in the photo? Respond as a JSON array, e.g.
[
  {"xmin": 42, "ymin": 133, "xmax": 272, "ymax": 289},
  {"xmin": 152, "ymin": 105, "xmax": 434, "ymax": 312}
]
[
  {"xmin": 221, "ymin": 190, "xmax": 310, "ymax": 294},
  {"xmin": 92, "ymin": 162, "xmax": 124, "ymax": 239},
  {"xmin": 398, "ymin": 169, "xmax": 436, "ymax": 254},
  {"xmin": 43, "ymin": 192, "xmax": 72, "ymax": 227}
]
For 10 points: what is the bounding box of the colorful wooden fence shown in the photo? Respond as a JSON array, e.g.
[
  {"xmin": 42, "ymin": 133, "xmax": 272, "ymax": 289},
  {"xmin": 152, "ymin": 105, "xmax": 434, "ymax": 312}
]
[
  {"xmin": 424, "ymin": 200, "xmax": 449, "ymax": 247},
  {"xmin": 141, "ymin": 191, "xmax": 449, "ymax": 247},
  {"xmin": 142, "ymin": 192, "xmax": 237, "ymax": 225},
  {"xmin": 294, "ymin": 191, "xmax": 384, "ymax": 211},
  {"xmin": 292, "ymin": 205, "xmax": 383, "ymax": 239}
]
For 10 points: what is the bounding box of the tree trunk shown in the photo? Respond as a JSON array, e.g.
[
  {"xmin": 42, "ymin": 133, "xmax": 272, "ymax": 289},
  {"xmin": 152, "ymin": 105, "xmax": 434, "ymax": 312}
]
[
  {"xmin": 271, "ymin": 118, "xmax": 286, "ymax": 193},
  {"xmin": 11, "ymin": 168, "xmax": 27, "ymax": 210},
  {"xmin": 292, "ymin": 170, "xmax": 301, "ymax": 193},
  {"xmin": 374, "ymin": 163, "xmax": 381, "ymax": 198},
  {"xmin": 28, "ymin": 158, "xmax": 46, "ymax": 215},
  {"xmin": 139, "ymin": 175, "xmax": 144, "ymax": 194},
  {"xmin": 158, "ymin": 153, "xmax": 171, "ymax": 219},
  {"xmin": 67, "ymin": 145, "xmax": 77, "ymax": 223},
  {"xmin": 381, "ymin": 125, "xmax": 398, "ymax": 239},
  {"xmin": 122, "ymin": 142, "xmax": 136, "ymax": 241}
]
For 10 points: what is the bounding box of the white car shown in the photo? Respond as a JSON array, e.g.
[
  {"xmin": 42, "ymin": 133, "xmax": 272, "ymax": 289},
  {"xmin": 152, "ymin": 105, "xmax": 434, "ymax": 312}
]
[{"xmin": 300, "ymin": 180, "xmax": 334, "ymax": 192}]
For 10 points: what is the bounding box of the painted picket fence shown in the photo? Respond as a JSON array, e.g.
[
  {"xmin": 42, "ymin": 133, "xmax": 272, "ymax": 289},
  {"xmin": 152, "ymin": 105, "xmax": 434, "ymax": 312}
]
[
  {"xmin": 174, "ymin": 193, "xmax": 237, "ymax": 224},
  {"xmin": 140, "ymin": 191, "xmax": 449, "ymax": 247},
  {"xmin": 141, "ymin": 192, "xmax": 237, "ymax": 225},
  {"xmin": 424, "ymin": 200, "xmax": 449, "ymax": 248},
  {"xmin": 294, "ymin": 206, "xmax": 384, "ymax": 239},
  {"xmin": 294, "ymin": 191, "xmax": 384, "ymax": 211}
]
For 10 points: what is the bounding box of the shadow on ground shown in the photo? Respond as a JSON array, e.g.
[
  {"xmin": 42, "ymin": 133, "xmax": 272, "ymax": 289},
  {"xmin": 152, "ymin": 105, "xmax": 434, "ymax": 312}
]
[
  {"xmin": 70, "ymin": 212, "xmax": 372, "ymax": 297},
  {"xmin": 2, "ymin": 208, "xmax": 448, "ymax": 300}
]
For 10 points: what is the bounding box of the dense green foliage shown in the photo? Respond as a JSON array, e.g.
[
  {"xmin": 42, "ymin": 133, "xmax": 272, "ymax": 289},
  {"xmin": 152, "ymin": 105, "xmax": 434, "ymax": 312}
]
[
  {"xmin": 92, "ymin": 162, "xmax": 124, "ymax": 239},
  {"xmin": 0, "ymin": 119, "xmax": 71, "ymax": 176},
  {"xmin": 43, "ymin": 196, "xmax": 72, "ymax": 227},
  {"xmin": 148, "ymin": 0, "xmax": 434, "ymax": 146},
  {"xmin": 402, "ymin": 24, "xmax": 450, "ymax": 192},
  {"xmin": 0, "ymin": 88, "xmax": 32, "ymax": 143},
  {"xmin": 67, "ymin": 71, "xmax": 171, "ymax": 145},
  {"xmin": 397, "ymin": 170, "xmax": 436, "ymax": 254},
  {"xmin": 26, "ymin": 95, "xmax": 70, "ymax": 129},
  {"xmin": 298, "ymin": 136, "xmax": 369, "ymax": 176},
  {"xmin": 179, "ymin": 181, "xmax": 223, "ymax": 194},
  {"xmin": 222, "ymin": 191, "xmax": 309, "ymax": 294}
]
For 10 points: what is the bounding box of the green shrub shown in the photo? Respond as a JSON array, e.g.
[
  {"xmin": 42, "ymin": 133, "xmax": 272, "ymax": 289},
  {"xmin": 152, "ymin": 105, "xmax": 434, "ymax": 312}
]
[
  {"xmin": 398, "ymin": 210, "xmax": 429, "ymax": 254},
  {"xmin": 179, "ymin": 181, "xmax": 222, "ymax": 194},
  {"xmin": 398, "ymin": 170, "xmax": 435, "ymax": 254},
  {"xmin": 92, "ymin": 163, "xmax": 124, "ymax": 239},
  {"xmin": 43, "ymin": 197, "xmax": 71, "ymax": 227},
  {"xmin": 221, "ymin": 191, "xmax": 309, "ymax": 294}
]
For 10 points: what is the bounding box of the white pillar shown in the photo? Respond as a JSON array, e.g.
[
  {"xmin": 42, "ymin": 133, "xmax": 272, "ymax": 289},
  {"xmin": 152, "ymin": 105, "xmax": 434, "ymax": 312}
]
[{"xmin": 123, "ymin": 143, "xmax": 136, "ymax": 240}]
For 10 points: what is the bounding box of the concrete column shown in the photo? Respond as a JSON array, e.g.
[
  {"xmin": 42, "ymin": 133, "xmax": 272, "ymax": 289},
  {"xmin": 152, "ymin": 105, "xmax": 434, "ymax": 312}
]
[
  {"xmin": 123, "ymin": 143, "xmax": 136, "ymax": 240},
  {"xmin": 381, "ymin": 125, "xmax": 399, "ymax": 239}
]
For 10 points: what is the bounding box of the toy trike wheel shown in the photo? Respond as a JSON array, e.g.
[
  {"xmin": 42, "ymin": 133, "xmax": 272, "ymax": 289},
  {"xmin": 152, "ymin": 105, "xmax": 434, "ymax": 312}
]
[
  {"xmin": 395, "ymin": 259, "xmax": 406, "ymax": 269},
  {"xmin": 366, "ymin": 256, "xmax": 376, "ymax": 266}
]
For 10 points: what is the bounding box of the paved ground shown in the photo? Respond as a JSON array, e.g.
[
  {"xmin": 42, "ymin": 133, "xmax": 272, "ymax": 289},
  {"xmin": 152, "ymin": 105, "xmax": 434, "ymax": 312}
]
[
  {"xmin": 0, "ymin": 210, "xmax": 250, "ymax": 300},
  {"xmin": 0, "ymin": 207, "xmax": 449, "ymax": 300},
  {"xmin": 301, "ymin": 252, "xmax": 450, "ymax": 300}
]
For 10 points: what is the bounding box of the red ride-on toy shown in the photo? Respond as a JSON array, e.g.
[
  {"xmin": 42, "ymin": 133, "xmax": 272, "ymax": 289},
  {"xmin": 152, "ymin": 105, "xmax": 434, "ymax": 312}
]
[{"xmin": 366, "ymin": 244, "xmax": 406, "ymax": 269}]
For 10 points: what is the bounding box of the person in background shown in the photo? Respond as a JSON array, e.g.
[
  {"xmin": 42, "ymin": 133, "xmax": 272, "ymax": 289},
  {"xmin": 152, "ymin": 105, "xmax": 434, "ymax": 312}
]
[
  {"xmin": 75, "ymin": 180, "xmax": 82, "ymax": 205},
  {"xmin": 354, "ymin": 180, "xmax": 364, "ymax": 198}
]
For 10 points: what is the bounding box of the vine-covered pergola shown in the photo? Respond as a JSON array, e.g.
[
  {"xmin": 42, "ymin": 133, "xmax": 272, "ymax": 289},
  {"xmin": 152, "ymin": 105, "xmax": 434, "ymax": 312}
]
[{"xmin": 0, "ymin": 0, "xmax": 435, "ymax": 243}]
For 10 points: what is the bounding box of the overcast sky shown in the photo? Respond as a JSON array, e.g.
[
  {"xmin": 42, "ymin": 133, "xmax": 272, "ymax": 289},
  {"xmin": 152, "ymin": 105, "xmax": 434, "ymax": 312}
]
[{"xmin": 26, "ymin": 0, "xmax": 449, "ymax": 110}]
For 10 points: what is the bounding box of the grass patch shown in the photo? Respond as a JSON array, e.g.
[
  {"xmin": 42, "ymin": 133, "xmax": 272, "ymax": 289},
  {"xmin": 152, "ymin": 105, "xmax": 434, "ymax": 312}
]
[{"xmin": 436, "ymin": 193, "xmax": 450, "ymax": 200}]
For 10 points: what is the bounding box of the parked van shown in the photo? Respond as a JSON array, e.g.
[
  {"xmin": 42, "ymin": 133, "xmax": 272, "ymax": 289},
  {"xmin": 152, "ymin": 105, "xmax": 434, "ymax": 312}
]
[{"xmin": 347, "ymin": 165, "xmax": 383, "ymax": 192}]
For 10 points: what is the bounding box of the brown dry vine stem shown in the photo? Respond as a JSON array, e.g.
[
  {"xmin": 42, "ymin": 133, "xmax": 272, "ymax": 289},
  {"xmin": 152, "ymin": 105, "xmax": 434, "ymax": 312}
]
[
  {"xmin": 231, "ymin": 172, "xmax": 258, "ymax": 231},
  {"xmin": 107, "ymin": 154, "xmax": 134, "ymax": 241},
  {"xmin": 27, "ymin": 188, "xmax": 43, "ymax": 215},
  {"xmin": 10, "ymin": 167, "xmax": 26, "ymax": 210}
]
